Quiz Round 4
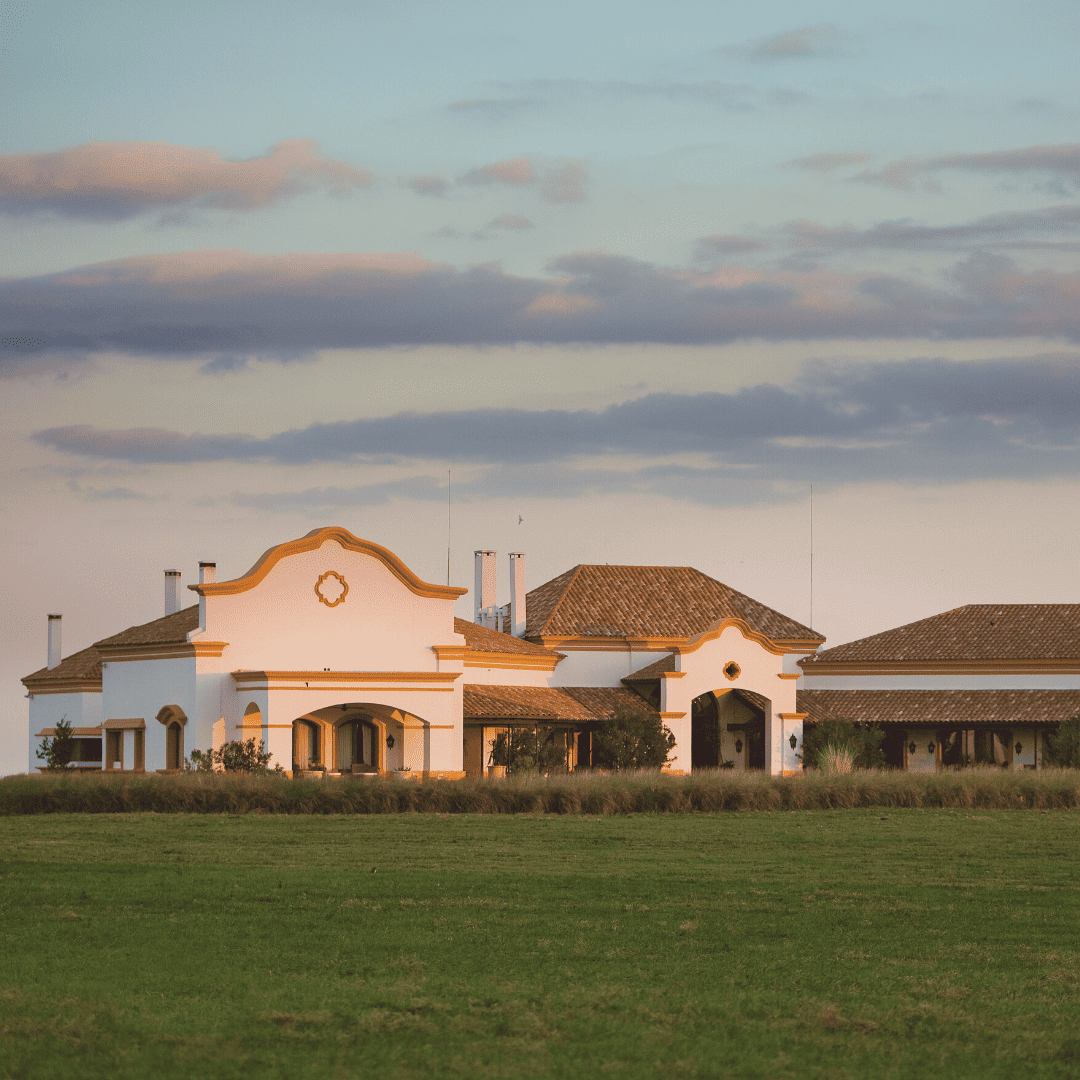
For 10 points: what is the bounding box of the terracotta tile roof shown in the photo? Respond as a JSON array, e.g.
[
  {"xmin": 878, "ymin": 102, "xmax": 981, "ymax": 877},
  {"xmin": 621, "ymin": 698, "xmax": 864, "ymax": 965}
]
[
  {"xmin": 464, "ymin": 685, "xmax": 659, "ymax": 723},
  {"xmin": 22, "ymin": 644, "xmax": 104, "ymax": 688},
  {"xmin": 735, "ymin": 689, "xmax": 770, "ymax": 713},
  {"xmin": 801, "ymin": 605, "xmax": 1080, "ymax": 666},
  {"xmin": 94, "ymin": 605, "xmax": 201, "ymax": 648},
  {"xmin": 454, "ymin": 618, "xmax": 562, "ymax": 658},
  {"xmin": 623, "ymin": 653, "xmax": 676, "ymax": 681},
  {"xmin": 798, "ymin": 688, "xmax": 1080, "ymax": 726},
  {"xmin": 527, "ymin": 565, "xmax": 821, "ymax": 643},
  {"xmin": 464, "ymin": 685, "xmax": 598, "ymax": 722},
  {"xmin": 561, "ymin": 686, "xmax": 661, "ymax": 719}
]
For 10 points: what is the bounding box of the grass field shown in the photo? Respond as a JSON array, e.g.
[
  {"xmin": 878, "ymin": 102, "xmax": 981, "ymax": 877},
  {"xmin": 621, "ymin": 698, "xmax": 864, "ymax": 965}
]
[{"xmin": 2, "ymin": 810, "xmax": 1079, "ymax": 1079}]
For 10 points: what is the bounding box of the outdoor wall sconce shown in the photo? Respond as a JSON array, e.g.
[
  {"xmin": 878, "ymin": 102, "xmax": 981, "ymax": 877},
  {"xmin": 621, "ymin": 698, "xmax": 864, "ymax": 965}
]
[
  {"xmin": 735, "ymin": 739, "xmax": 743, "ymax": 754},
  {"xmin": 927, "ymin": 743, "xmax": 936, "ymax": 757},
  {"xmin": 1015, "ymin": 742, "xmax": 1023, "ymax": 756},
  {"xmin": 385, "ymin": 734, "xmax": 395, "ymax": 750},
  {"xmin": 909, "ymin": 742, "xmax": 917, "ymax": 756},
  {"xmin": 789, "ymin": 733, "xmax": 798, "ymax": 750}
]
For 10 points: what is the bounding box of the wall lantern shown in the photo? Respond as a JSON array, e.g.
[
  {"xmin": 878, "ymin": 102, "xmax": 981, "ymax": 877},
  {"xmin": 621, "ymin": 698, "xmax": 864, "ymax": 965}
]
[
  {"xmin": 1015, "ymin": 742, "xmax": 1023, "ymax": 756},
  {"xmin": 909, "ymin": 741, "xmax": 917, "ymax": 756},
  {"xmin": 789, "ymin": 733, "xmax": 798, "ymax": 750},
  {"xmin": 385, "ymin": 733, "xmax": 395, "ymax": 750},
  {"xmin": 927, "ymin": 743, "xmax": 936, "ymax": 757},
  {"xmin": 735, "ymin": 739, "xmax": 743, "ymax": 755}
]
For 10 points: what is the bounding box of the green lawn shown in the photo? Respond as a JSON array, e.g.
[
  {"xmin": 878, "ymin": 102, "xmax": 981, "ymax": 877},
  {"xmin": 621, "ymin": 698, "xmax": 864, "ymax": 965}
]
[{"xmin": 1, "ymin": 811, "xmax": 1078, "ymax": 1079}]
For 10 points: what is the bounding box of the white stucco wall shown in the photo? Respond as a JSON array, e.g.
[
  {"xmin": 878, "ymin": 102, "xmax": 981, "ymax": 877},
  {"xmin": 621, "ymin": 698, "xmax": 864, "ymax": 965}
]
[
  {"xmin": 661, "ymin": 625, "xmax": 801, "ymax": 775},
  {"xmin": 548, "ymin": 649, "xmax": 661, "ymax": 688},
  {"xmin": 27, "ymin": 691, "xmax": 103, "ymax": 771},
  {"xmin": 194, "ymin": 538, "xmax": 462, "ymax": 673}
]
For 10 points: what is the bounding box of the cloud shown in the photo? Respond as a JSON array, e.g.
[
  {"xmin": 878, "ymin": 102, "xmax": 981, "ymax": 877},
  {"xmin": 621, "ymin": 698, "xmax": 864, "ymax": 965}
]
[
  {"xmin": 784, "ymin": 205, "xmax": 1080, "ymax": 252},
  {"xmin": 543, "ymin": 161, "xmax": 587, "ymax": 203},
  {"xmin": 33, "ymin": 356, "xmax": 1080, "ymax": 494},
  {"xmin": 0, "ymin": 139, "xmax": 372, "ymax": 220},
  {"xmin": 698, "ymin": 234, "xmax": 769, "ymax": 255},
  {"xmin": 199, "ymin": 353, "xmax": 250, "ymax": 375},
  {"xmin": 404, "ymin": 175, "xmax": 449, "ymax": 197},
  {"xmin": 483, "ymin": 214, "xmax": 534, "ymax": 232},
  {"xmin": 459, "ymin": 156, "xmax": 534, "ymax": 186},
  {"xmin": 726, "ymin": 24, "xmax": 843, "ymax": 61},
  {"xmin": 457, "ymin": 155, "xmax": 588, "ymax": 202},
  {"xmin": 784, "ymin": 151, "xmax": 873, "ymax": 173},
  {"xmin": 480, "ymin": 78, "xmax": 796, "ymax": 113},
  {"xmin": 232, "ymin": 475, "xmax": 448, "ymax": 510},
  {"xmin": 857, "ymin": 143, "xmax": 1080, "ymax": 191},
  {"xmin": 447, "ymin": 96, "xmax": 538, "ymax": 119},
  {"xmin": 7, "ymin": 247, "xmax": 1080, "ymax": 356}
]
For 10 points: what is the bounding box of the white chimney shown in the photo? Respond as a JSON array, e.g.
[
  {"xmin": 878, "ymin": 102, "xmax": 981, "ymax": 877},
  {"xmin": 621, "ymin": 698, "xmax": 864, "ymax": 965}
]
[
  {"xmin": 199, "ymin": 561, "xmax": 216, "ymax": 585},
  {"xmin": 509, "ymin": 553, "xmax": 527, "ymax": 637},
  {"xmin": 47, "ymin": 614, "xmax": 62, "ymax": 670},
  {"xmin": 165, "ymin": 570, "xmax": 181, "ymax": 615},
  {"xmin": 474, "ymin": 550, "xmax": 495, "ymax": 624}
]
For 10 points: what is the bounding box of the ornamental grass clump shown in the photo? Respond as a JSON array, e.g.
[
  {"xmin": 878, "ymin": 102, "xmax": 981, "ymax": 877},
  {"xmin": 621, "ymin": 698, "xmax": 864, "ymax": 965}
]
[{"xmin": 3, "ymin": 766, "xmax": 1080, "ymax": 814}]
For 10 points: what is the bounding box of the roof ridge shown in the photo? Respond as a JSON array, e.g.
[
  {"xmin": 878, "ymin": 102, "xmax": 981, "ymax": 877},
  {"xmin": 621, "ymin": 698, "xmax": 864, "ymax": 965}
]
[{"xmin": 535, "ymin": 563, "xmax": 584, "ymax": 637}]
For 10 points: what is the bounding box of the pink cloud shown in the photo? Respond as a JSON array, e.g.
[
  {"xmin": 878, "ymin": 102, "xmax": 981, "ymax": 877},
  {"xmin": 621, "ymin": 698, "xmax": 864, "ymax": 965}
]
[
  {"xmin": 459, "ymin": 156, "xmax": 534, "ymax": 186},
  {"xmin": 0, "ymin": 139, "xmax": 372, "ymax": 220}
]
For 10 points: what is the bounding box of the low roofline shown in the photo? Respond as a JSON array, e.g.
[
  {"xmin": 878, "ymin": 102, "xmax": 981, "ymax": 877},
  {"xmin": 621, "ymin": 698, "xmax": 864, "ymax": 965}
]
[{"xmin": 188, "ymin": 526, "xmax": 468, "ymax": 601}]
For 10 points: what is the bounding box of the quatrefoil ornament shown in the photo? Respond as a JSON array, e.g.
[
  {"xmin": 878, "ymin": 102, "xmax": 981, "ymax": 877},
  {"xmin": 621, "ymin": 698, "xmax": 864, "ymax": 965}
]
[{"xmin": 315, "ymin": 571, "xmax": 349, "ymax": 608}]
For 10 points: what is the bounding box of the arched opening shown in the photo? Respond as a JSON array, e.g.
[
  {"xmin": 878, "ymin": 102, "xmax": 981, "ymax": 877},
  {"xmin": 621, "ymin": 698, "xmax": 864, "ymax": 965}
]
[
  {"xmin": 155, "ymin": 705, "xmax": 188, "ymax": 772},
  {"xmin": 336, "ymin": 715, "xmax": 380, "ymax": 774},
  {"xmin": 293, "ymin": 719, "xmax": 322, "ymax": 772},
  {"xmin": 694, "ymin": 689, "xmax": 768, "ymax": 771},
  {"xmin": 166, "ymin": 721, "xmax": 183, "ymax": 770}
]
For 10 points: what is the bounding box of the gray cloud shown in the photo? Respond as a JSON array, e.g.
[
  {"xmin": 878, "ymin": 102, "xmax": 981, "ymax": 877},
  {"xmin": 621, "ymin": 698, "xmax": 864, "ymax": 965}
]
[
  {"xmin": 785, "ymin": 205, "xmax": 1080, "ymax": 252},
  {"xmin": 697, "ymin": 234, "xmax": 769, "ymax": 255},
  {"xmin": 784, "ymin": 151, "xmax": 873, "ymax": 173},
  {"xmin": 0, "ymin": 139, "xmax": 372, "ymax": 221},
  {"xmin": 7, "ymin": 248, "xmax": 1080, "ymax": 357},
  {"xmin": 543, "ymin": 161, "xmax": 587, "ymax": 203},
  {"xmin": 857, "ymin": 143, "xmax": 1080, "ymax": 191},
  {"xmin": 456, "ymin": 78, "xmax": 801, "ymax": 116},
  {"xmin": 725, "ymin": 25, "xmax": 843, "ymax": 61},
  {"xmin": 32, "ymin": 357, "xmax": 1080, "ymax": 500},
  {"xmin": 404, "ymin": 175, "xmax": 449, "ymax": 197},
  {"xmin": 484, "ymin": 213, "xmax": 534, "ymax": 231}
]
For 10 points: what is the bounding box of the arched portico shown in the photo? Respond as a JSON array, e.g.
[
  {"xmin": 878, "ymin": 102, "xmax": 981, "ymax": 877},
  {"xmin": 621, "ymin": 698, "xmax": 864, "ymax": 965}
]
[{"xmin": 288, "ymin": 703, "xmax": 431, "ymax": 776}]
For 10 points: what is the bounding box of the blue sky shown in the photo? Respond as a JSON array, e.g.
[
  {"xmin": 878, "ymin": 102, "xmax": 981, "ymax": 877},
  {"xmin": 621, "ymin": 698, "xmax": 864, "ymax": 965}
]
[{"xmin": 2, "ymin": 0, "xmax": 1079, "ymax": 772}]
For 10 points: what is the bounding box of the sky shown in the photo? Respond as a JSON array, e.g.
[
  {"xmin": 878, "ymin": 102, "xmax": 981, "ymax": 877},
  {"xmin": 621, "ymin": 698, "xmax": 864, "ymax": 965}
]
[{"xmin": 2, "ymin": 0, "xmax": 1079, "ymax": 774}]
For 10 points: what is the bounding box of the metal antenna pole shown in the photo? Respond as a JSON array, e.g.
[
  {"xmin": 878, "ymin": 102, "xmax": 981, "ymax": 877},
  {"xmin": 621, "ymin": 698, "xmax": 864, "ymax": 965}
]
[
  {"xmin": 810, "ymin": 484, "xmax": 814, "ymax": 629},
  {"xmin": 447, "ymin": 469, "xmax": 451, "ymax": 586}
]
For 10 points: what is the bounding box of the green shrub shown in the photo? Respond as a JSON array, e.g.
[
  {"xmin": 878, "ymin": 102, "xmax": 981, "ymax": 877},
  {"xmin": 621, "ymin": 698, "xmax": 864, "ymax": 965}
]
[
  {"xmin": 1046, "ymin": 714, "xmax": 1080, "ymax": 768},
  {"xmin": 592, "ymin": 707, "xmax": 676, "ymax": 771},
  {"xmin": 488, "ymin": 726, "xmax": 570, "ymax": 774},
  {"xmin": 801, "ymin": 718, "xmax": 885, "ymax": 770},
  {"xmin": 35, "ymin": 717, "xmax": 76, "ymax": 771},
  {"xmin": 187, "ymin": 738, "xmax": 279, "ymax": 774}
]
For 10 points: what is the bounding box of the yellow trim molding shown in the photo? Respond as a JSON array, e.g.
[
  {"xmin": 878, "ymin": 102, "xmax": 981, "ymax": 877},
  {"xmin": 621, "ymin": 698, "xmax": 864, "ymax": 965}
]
[
  {"xmin": 189, "ymin": 526, "xmax": 467, "ymax": 601},
  {"xmin": 659, "ymin": 710, "xmax": 687, "ymax": 720},
  {"xmin": 777, "ymin": 672, "xmax": 800, "ymax": 680}
]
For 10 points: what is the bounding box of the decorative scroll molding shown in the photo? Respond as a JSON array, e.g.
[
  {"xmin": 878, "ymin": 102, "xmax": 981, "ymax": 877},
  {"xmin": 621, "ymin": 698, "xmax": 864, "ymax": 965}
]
[{"xmin": 315, "ymin": 570, "xmax": 349, "ymax": 608}]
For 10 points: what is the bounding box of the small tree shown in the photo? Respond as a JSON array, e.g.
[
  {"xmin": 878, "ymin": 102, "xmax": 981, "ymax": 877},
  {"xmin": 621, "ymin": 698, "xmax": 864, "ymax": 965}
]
[
  {"xmin": 36, "ymin": 717, "xmax": 76, "ymax": 770},
  {"xmin": 1046, "ymin": 714, "xmax": 1080, "ymax": 768},
  {"xmin": 801, "ymin": 718, "xmax": 885, "ymax": 770},
  {"xmin": 592, "ymin": 706, "xmax": 675, "ymax": 771}
]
